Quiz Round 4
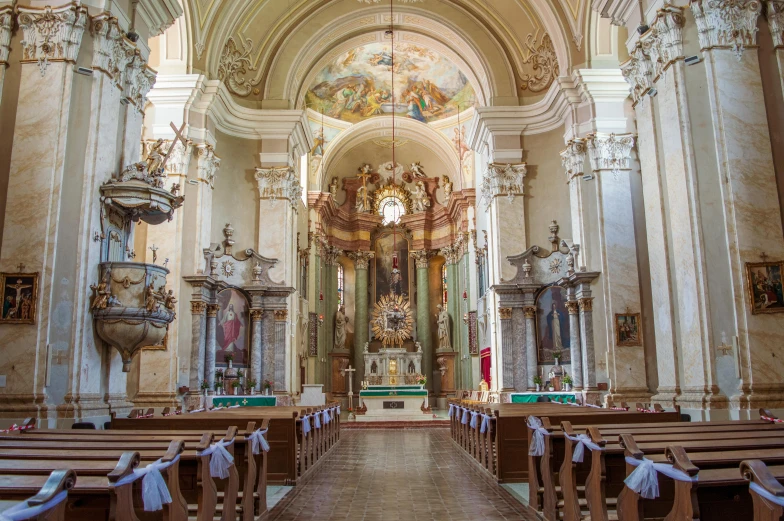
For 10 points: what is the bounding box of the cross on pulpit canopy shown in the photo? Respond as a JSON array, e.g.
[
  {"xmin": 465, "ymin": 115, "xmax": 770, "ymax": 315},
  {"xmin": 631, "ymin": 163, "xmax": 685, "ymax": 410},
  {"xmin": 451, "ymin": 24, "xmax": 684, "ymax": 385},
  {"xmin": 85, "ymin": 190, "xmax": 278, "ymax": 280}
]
[{"xmin": 159, "ymin": 122, "xmax": 189, "ymax": 172}]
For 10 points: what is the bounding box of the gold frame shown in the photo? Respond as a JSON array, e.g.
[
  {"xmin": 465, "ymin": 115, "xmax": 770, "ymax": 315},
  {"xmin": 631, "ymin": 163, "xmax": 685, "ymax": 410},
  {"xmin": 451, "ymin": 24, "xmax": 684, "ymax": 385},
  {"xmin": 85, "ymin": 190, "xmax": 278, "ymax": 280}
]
[
  {"xmin": 0, "ymin": 272, "xmax": 39, "ymax": 325},
  {"xmin": 371, "ymin": 182, "xmax": 413, "ymax": 215},
  {"xmin": 614, "ymin": 313, "xmax": 642, "ymax": 347},
  {"xmin": 745, "ymin": 260, "xmax": 784, "ymax": 315}
]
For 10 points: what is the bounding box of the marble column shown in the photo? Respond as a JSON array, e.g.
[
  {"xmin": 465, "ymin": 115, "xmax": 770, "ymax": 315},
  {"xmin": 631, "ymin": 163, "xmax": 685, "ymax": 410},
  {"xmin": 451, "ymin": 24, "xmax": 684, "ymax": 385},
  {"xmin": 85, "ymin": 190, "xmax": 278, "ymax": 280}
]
[
  {"xmin": 322, "ymin": 246, "xmax": 342, "ymax": 392},
  {"xmin": 577, "ymin": 297, "xmax": 597, "ymax": 389},
  {"xmin": 511, "ymin": 306, "xmax": 526, "ymax": 392},
  {"xmin": 587, "ymin": 132, "xmax": 649, "ymax": 401},
  {"xmin": 442, "ymin": 246, "xmax": 461, "ymax": 387},
  {"xmin": 261, "ymin": 311, "xmax": 275, "ymax": 388},
  {"xmin": 0, "ymin": 6, "xmax": 10, "ymax": 105},
  {"xmin": 411, "ymin": 250, "xmax": 433, "ymax": 389},
  {"xmin": 566, "ymin": 299, "xmax": 583, "ymax": 389},
  {"xmin": 498, "ymin": 307, "xmax": 514, "ymax": 391},
  {"xmin": 561, "ymin": 139, "xmax": 589, "ymax": 269},
  {"xmin": 189, "ymin": 302, "xmax": 207, "ymax": 389},
  {"xmin": 205, "ymin": 305, "xmax": 219, "ymax": 391},
  {"xmin": 523, "ymin": 304, "xmax": 537, "ymax": 390},
  {"xmin": 349, "ymin": 250, "xmax": 374, "ymax": 391},
  {"xmin": 273, "ymin": 310, "xmax": 288, "ymax": 392},
  {"xmin": 621, "ymin": 44, "xmax": 680, "ymax": 404},
  {"xmin": 691, "ymin": 0, "xmax": 784, "ymax": 409},
  {"xmin": 250, "ymin": 310, "xmax": 264, "ymax": 390}
]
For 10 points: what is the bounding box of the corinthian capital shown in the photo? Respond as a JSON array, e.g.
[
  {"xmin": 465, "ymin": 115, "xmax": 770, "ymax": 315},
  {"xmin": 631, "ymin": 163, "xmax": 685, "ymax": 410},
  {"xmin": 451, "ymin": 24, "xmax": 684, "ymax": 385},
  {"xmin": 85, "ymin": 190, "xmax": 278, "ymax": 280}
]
[
  {"xmin": 480, "ymin": 162, "xmax": 527, "ymax": 208},
  {"xmin": 254, "ymin": 166, "xmax": 302, "ymax": 209},
  {"xmin": 91, "ymin": 14, "xmax": 136, "ymax": 89},
  {"xmin": 440, "ymin": 245, "xmax": 459, "ymax": 265},
  {"xmin": 769, "ymin": 1, "xmax": 784, "ymax": 47},
  {"xmin": 196, "ymin": 144, "xmax": 221, "ymax": 188},
  {"xmin": 587, "ymin": 133, "xmax": 635, "ymax": 174},
  {"xmin": 0, "ymin": 6, "xmax": 12, "ymax": 66},
  {"xmin": 18, "ymin": 4, "xmax": 89, "ymax": 76},
  {"xmin": 640, "ymin": 6, "xmax": 685, "ymax": 80},
  {"xmin": 124, "ymin": 53, "xmax": 157, "ymax": 113},
  {"xmin": 620, "ymin": 44, "xmax": 654, "ymax": 106},
  {"xmin": 322, "ymin": 245, "xmax": 344, "ymax": 267},
  {"xmin": 410, "ymin": 249, "xmax": 433, "ymax": 269},
  {"xmin": 348, "ymin": 250, "xmax": 375, "ymax": 270},
  {"xmin": 690, "ymin": 0, "xmax": 762, "ymax": 60},
  {"xmin": 560, "ymin": 139, "xmax": 587, "ymax": 181}
]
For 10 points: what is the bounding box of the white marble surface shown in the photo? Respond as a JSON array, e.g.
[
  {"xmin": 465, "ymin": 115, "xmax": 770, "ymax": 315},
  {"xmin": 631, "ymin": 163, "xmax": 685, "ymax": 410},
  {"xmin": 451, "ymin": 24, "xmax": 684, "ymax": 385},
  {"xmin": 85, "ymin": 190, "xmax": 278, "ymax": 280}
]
[{"xmin": 299, "ymin": 384, "xmax": 325, "ymax": 406}]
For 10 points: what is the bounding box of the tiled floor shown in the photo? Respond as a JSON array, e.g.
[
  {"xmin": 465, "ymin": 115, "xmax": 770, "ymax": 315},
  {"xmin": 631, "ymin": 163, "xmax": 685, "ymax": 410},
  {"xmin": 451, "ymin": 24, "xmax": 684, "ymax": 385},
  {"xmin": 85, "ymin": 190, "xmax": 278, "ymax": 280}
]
[{"xmin": 270, "ymin": 428, "xmax": 535, "ymax": 521}]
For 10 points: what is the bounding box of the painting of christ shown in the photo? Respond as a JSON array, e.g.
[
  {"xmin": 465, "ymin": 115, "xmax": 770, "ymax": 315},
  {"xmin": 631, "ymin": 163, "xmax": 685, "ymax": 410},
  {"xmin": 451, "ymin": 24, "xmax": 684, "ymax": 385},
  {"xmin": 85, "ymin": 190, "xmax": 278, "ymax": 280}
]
[
  {"xmin": 374, "ymin": 232, "xmax": 410, "ymax": 303},
  {"xmin": 216, "ymin": 289, "xmax": 249, "ymax": 366},
  {"xmin": 536, "ymin": 286, "xmax": 571, "ymax": 363},
  {"xmin": 0, "ymin": 272, "xmax": 38, "ymax": 324}
]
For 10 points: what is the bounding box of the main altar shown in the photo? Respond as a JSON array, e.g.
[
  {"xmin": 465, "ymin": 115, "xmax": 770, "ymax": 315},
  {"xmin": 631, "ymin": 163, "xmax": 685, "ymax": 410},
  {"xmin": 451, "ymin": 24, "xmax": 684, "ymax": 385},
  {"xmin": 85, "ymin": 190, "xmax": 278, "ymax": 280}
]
[{"xmin": 363, "ymin": 346, "xmax": 422, "ymax": 386}]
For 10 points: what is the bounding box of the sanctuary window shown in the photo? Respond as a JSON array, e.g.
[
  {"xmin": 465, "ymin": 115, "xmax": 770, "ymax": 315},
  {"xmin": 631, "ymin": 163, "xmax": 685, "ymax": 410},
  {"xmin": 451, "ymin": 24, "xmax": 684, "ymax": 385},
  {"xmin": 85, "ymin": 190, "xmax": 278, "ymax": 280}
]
[
  {"xmin": 442, "ymin": 264, "xmax": 448, "ymax": 304},
  {"xmin": 337, "ymin": 264, "xmax": 344, "ymax": 305},
  {"xmin": 378, "ymin": 196, "xmax": 405, "ymax": 225}
]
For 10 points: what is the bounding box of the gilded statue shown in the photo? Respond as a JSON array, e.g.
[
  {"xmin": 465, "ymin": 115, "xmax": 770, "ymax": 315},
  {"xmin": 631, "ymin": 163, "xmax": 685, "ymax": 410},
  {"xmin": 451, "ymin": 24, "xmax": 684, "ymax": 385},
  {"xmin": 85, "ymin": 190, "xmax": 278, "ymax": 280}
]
[
  {"xmin": 145, "ymin": 285, "xmax": 159, "ymax": 312},
  {"xmin": 90, "ymin": 281, "xmax": 110, "ymax": 310},
  {"xmin": 442, "ymin": 175, "xmax": 453, "ymax": 201},
  {"xmin": 145, "ymin": 139, "xmax": 166, "ymax": 174}
]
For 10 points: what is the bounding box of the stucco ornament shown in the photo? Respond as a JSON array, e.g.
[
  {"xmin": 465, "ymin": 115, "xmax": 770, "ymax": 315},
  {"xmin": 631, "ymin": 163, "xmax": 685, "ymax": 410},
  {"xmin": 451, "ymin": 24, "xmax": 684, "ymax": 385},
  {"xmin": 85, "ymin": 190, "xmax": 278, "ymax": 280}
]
[
  {"xmin": 480, "ymin": 163, "xmax": 527, "ymax": 207},
  {"xmin": 18, "ymin": 4, "xmax": 88, "ymax": 76},
  {"xmin": 218, "ymin": 36, "xmax": 261, "ymax": 96},
  {"xmin": 690, "ymin": 0, "xmax": 762, "ymax": 61},
  {"xmin": 520, "ymin": 34, "xmax": 559, "ymax": 93}
]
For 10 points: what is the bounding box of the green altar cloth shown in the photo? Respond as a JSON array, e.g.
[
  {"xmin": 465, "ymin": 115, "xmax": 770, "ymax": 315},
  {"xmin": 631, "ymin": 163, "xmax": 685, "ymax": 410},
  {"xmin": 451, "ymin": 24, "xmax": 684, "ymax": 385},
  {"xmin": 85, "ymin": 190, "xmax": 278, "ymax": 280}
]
[
  {"xmin": 213, "ymin": 396, "xmax": 277, "ymax": 407},
  {"xmin": 359, "ymin": 390, "xmax": 428, "ymax": 397},
  {"xmin": 510, "ymin": 393, "xmax": 576, "ymax": 404},
  {"xmin": 365, "ymin": 385, "xmax": 423, "ymax": 391}
]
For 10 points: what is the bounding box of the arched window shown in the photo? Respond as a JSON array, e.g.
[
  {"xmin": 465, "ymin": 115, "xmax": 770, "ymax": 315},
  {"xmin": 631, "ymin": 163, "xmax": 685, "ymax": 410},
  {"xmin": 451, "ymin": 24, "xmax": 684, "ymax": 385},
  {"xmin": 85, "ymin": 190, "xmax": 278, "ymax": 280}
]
[
  {"xmin": 442, "ymin": 264, "xmax": 448, "ymax": 304},
  {"xmin": 337, "ymin": 264, "xmax": 344, "ymax": 306},
  {"xmin": 378, "ymin": 196, "xmax": 405, "ymax": 225}
]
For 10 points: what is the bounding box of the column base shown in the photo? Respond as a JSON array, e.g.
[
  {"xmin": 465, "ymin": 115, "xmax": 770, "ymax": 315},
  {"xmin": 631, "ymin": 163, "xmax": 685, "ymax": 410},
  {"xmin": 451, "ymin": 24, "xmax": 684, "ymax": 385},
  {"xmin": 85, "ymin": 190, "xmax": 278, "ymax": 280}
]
[
  {"xmin": 603, "ymin": 387, "xmax": 653, "ymax": 406},
  {"xmin": 651, "ymin": 387, "xmax": 681, "ymax": 408},
  {"xmin": 674, "ymin": 387, "xmax": 729, "ymax": 420},
  {"xmin": 0, "ymin": 393, "xmax": 49, "ymax": 428},
  {"xmin": 730, "ymin": 383, "xmax": 784, "ymax": 411},
  {"xmin": 132, "ymin": 391, "xmax": 180, "ymax": 409}
]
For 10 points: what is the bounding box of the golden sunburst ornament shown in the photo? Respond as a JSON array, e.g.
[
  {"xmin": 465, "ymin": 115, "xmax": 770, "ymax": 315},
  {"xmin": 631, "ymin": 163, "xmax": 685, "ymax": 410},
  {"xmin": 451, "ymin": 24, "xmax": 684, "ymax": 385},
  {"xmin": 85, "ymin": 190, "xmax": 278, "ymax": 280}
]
[{"xmin": 371, "ymin": 294, "xmax": 413, "ymax": 346}]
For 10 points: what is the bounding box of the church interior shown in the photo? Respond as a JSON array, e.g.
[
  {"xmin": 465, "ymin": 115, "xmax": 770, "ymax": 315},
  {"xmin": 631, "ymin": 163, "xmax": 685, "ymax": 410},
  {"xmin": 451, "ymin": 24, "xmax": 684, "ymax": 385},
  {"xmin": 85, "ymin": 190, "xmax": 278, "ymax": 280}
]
[{"xmin": 0, "ymin": 0, "xmax": 784, "ymax": 519}]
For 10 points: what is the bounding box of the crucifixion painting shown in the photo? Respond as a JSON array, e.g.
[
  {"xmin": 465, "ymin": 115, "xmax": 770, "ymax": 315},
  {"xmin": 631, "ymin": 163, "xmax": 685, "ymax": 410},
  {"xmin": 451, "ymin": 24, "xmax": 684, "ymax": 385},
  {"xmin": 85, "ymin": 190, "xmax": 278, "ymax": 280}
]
[{"xmin": 0, "ymin": 272, "xmax": 38, "ymax": 324}]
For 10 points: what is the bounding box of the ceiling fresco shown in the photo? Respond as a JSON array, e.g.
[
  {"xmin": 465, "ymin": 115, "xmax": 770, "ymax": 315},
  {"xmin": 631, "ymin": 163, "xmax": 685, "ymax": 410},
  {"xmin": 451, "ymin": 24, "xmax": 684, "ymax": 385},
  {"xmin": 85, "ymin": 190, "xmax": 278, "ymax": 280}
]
[{"xmin": 305, "ymin": 42, "xmax": 477, "ymax": 124}]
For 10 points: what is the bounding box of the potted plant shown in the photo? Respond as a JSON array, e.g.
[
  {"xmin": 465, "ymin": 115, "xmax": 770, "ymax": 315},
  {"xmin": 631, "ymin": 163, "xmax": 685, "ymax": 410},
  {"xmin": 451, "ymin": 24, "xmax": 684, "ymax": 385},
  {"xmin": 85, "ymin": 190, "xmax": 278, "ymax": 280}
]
[
  {"xmin": 533, "ymin": 375, "xmax": 542, "ymax": 392},
  {"xmin": 552, "ymin": 350, "xmax": 563, "ymax": 365},
  {"xmin": 200, "ymin": 379, "xmax": 210, "ymax": 396},
  {"xmin": 224, "ymin": 353, "xmax": 234, "ymax": 369},
  {"xmin": 417, "ymin": 374, "xmax": 427, "ymax": 387},
  {"xmin": 214, "ymin": 381, "xmax": 222, "ymax": 396},
  {"xmin": 547, "ymin": 380, "xmax": 555, "ymax": 392},
  {"xmin": 263, "ymin": 379, "xmax": 273, "ymax": 396},
  {"xmin": 562, "ymin": 374, "xmax": 573, "ymax": 392},
  {"xmin": 247, "ymin": 378, "xmax": 258, "ymax": 395},
  {"xmin": 231, "ymin": 380, "xmax": 240, "ymax": 396}
]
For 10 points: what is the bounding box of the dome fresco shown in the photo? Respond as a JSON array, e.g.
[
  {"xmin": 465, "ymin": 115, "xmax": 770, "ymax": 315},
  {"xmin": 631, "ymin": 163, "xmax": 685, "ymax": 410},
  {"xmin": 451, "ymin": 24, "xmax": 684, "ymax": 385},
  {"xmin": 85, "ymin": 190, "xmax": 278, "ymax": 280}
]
[{"xmin": 306, "ymin": 42, "xmax": 477, "ymax": 124}]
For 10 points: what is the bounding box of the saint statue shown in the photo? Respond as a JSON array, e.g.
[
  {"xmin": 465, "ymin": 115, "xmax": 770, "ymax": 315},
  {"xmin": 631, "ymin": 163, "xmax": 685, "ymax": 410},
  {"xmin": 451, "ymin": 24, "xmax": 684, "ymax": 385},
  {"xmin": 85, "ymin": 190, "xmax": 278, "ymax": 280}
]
[
  {"xmin": 334, "ymin": 305, "xmax": 348, "ymax": 350},
  {"xmin": 90, "ymin": 281, "xmax": 110, "ymax": 310},
  {"xmin": 220, "ymin": 303, "xmax": 242, "ymax": 352},
  {"xmin": 436, "ymin": 304, "xmax": 451, "ymax": 350},
  {"xmin": 411, "ymin": 181, "xmax": 430, "ymax": 213},
  {"xmin": 546, "ymin": 302, "xmax": 565, "ymax": 350},
  {"xmin": 442, "ymin": 175, "xmax": 453, "ymax": 201},
  {"xmin": 410, "ymin": 162, "xmax": 426, "ymax": 178},
  {"xmin": 356, "ymin": 185, "xmax": 368, "ymax": 213},
  {"xmin": 329, "ymin": 177, "xmax": 338, "ymax": 199},
  {"xmin": 145, "ymin": 139, "xmax": 166, "ymax": 174}
]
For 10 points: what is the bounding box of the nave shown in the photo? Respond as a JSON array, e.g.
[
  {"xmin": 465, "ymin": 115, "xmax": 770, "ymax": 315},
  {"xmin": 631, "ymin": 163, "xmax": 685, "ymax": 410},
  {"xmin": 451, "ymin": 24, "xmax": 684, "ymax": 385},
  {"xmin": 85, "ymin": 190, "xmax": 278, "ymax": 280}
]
[{"xmin": 269, "ymin": 428, "xmax": 530, "ymax": 521}]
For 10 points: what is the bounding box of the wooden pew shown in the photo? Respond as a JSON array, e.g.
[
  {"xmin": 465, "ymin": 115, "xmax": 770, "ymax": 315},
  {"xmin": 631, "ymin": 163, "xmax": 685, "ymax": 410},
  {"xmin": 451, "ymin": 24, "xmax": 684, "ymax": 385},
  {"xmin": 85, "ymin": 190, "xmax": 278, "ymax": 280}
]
[
  {"xmin": 0, "ymin": 469, "xmax": 76, "ymax": 521},
  {"xmin": 741, "ymin": 459, "xmax": 784, "ymax": 521}
]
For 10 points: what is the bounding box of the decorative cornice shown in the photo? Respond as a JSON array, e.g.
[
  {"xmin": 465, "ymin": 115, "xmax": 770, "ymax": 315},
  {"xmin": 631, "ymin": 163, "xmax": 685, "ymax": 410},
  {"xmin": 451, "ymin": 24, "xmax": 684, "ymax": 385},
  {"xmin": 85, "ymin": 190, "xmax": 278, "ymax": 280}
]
[
  {"xmin": 254, "ymin": 166, "xmax": 302, "ymax": 210},
  {"xmin": 620, "ymin": 44, "xmax": 654, "ymax": 106},
  {"xmin": 133, "ymin": 0, "xmax": 183, "ymax": 38},
  {"xmin": 640, "ymin": 6, "xmax": 686, "ymax": 81},
  {"xmin": 91, "ymin": 14, "xmax": 136, "ymax": 90},
  {"xmin": 18, "ymin": 4, "xmax": 89, "ymax": 76},
  {"xmin": 769, "ymin": 1, "xmax": 784, "ymax": 47},
  {"xmin": 587, "ymin": 133, "xmax": 635, "ymax": 174},
  {"xmin": 691, "ymin": 0, "xmax": 762, "ymax": 59},
  {"xmin": 560, "ymin": 139, "xmax": 587, "ymax": 181},
  {"xmin": 498, "ymin": 307, "xmax": 513, "ymax": 320},
  {"xmin": 0, "ymin": 6, "xmax": 13, "ymax": 66},
  {"xmin": 347, "ymin": 250, "xmax": 375, "ymax": 270},
  {"xmin": 206, "ymin": 304, "xmax": 219, "ymax": 317},
  {"xmin": 480, "ymin": 163, "xmax": 527, "ymax": 208},
  {"xmin": 196, "ymin": 144, "xmax": 221, "ymax": 189},
  {"xmin": 410, "ymin": 249, "xmax": 433, "ymax": 269},
  {"xmin": 191, "ymin": 301, "xmax": 207, "ymax": 314}
]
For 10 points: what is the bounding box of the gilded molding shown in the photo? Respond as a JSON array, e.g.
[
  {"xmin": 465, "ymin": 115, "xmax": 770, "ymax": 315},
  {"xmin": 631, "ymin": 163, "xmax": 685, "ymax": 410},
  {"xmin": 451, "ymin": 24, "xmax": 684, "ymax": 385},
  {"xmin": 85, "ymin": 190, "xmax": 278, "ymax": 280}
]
[
  {"xmin": 578, "ymin": 298, "xmax": 594, "ymax": 312},
  {"xmin": 18, "ymin": 4, "xmax": 89, "ymax": 76},
  {"xmin": 250, "ymin": 309, "xmax": 264, "ymax": 321},
  {"xmin": 410, "ymin": 249, "xmax": 433, "ymax": 269},
  {"xmin": 769, "ymin": 1, "xmax": 784, "ymax": 47},
  {"xmin": 206, "ymin": 304, "xmax": 219, "ymax": 317},
  {"xmin": 196, "ymin": 144, "xmax": 221, "ymax": 189},
  {"xmin": 274, "ymin": 309, "xmax": 288, "ymax": 321},
  {"xmin": 566, "ymin": 301, "xmax": 580, "ymax": 315},
  {"xmin": 191, "ymin": 301, "xmax": 207, "ymax": 314},
  {"xmin": 347, "ymin": 250, "xmax": 374, "ymax": 270},
  {"xmin": 620, "ymin": 44, "xmax": 654, "ymax": 106},
  {"xmin": 0, "ymin": 6, "xmax": 13, "ymax": 66},
  {"xmin": 560, "ymin": 139, "xmax": 587, "ymax": 181},
  {"xmin": 480, "ymin": 163, "xmax": 527, "ymax": 208},
  {"xmin": 691, "ymin": 0, "xmax": 762, "ymax": 59},
  {"xmin": 255, "ymin": 166, "xmax": 301, "ymax": 209},
  {"xmin": 587, "ymin": 133, "xmax": 635, "ymax": 174},
  {"xmin": 498, "ymin": 307, "xmax": 513, "ymax": 320},
  {"xmin": 523, "ymin": 306, "xmax": 537, "ymax": 319}
]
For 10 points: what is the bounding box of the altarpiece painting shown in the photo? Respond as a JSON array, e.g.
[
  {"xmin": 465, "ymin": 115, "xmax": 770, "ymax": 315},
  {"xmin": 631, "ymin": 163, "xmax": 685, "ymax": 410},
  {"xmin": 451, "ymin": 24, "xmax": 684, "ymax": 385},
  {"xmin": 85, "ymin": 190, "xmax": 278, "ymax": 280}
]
[
  {"xmin": 536, "ymin": 286, "xmax": 571, "ymax": 363},
  {"xmin": 374, "ymin": 232, "xmax": 410, "ymax": 303},
  {"xmin": 216, "ymin": 288, "xmax": 249, "ymax": 366},
  {"xmin": 0, "ymin": 272, "xmax": 38, "ymax": 324}
]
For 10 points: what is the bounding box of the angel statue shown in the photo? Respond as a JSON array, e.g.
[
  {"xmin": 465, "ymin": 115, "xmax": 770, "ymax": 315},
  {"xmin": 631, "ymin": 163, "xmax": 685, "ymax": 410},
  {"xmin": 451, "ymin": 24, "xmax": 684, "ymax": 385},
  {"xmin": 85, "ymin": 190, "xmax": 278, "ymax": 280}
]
[
  {"xmin": 410, "ymin": 161, "xmax": 426, "ymax": 178},
  {"xmin": 411, "ymin": 181, "xmax": 431, "ymax": 213},
  {"xmin": 145, "ymin": 139, "xmax": 166, "ymax": 174}
]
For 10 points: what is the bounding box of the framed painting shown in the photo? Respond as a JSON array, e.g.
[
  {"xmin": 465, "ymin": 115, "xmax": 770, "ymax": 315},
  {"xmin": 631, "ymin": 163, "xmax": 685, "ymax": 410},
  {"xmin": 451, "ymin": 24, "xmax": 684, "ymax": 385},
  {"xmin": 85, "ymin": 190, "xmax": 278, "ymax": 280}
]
[
  {"xmin": 374, "ymin": 232, "xmax": 410, "ymax": 303},
  {"xmin": 0, "ymin": 272, "xmax": 39, "ymax": 324},
  {"xmin": 535, "ymin": 286, "xmax": 571, "ymax": 363},
  {"xmin": 745, "ymin": 261, "xmax": 784, "ymax": 314},
  {"xmin": 615, "ymin": 313, "xmax": 642, "ymax": 346},
  {"xmin": 216, "ymin": 288, "xmax": 249, "ymax": 366}
]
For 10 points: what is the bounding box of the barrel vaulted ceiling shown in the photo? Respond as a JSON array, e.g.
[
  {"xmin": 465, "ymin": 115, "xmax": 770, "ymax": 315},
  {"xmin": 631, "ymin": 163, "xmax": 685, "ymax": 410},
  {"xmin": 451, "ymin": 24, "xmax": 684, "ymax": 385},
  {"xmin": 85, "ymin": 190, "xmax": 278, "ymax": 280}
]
[{"xmin": 181, "ymin": 0, "xmax": 588, "ymax": 109}]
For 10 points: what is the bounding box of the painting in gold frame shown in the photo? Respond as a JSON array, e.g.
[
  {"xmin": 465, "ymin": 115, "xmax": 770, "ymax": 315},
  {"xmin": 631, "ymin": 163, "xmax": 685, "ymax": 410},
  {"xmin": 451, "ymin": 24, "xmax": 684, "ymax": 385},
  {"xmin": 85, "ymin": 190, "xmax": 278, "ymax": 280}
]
[
  {"xmin": 615, "ymin": 313, "xmax": 641, "ymax": 347},
  {"xmin": 745, "ymin": 260, "xmax": 784, "ymax": 314},
  {"xmin": 0, "ymin": 272, "xmax": 39, "ymax": 324}
]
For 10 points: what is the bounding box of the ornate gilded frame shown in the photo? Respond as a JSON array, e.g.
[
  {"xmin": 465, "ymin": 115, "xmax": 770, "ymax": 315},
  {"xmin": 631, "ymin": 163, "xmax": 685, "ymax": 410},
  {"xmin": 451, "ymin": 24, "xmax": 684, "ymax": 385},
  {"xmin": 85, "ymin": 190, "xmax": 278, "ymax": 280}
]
[
  {"xmin": 745, "ymin": 260, "xmax": 784, "ymax": 315},
  {"xmin": 371, "ymin": 182, "xmax": 413, "ymax": 216},
  {"xmin": 614, "ymin": 312, "xmax": 642, "ymax": 347},
  {"xmin": 0, "ymin": 272, "xmax": 39, "ymax": 325}
]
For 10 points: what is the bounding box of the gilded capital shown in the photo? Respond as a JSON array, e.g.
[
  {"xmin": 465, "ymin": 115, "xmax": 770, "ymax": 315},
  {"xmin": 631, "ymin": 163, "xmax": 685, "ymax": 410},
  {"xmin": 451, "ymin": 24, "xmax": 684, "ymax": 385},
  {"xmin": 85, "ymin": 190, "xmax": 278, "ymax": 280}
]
[
  {"xmin": 410, "ymin": 249, "xmax": 433, "ymax": 269},
  {"xmin": 91, "ymin": 14, "xmax": 136, "ymax": 89},
  {"xmin": 196, "ymin": 144, "xmax": 221, "ymax": 189},
  {"xmin": 480, "ymin": 162, "xmax": 527, "ymax": 208},
  {"xmin": 274, "ymin": 309, "xmax": 288, "ymax": 321},
  {"xmin": 620, "ymin": 44, "xmax": 654, "ymax": 106},
  {"xmin": 250, "ymin": 309, "xmax": 264, "ymax": 321},
  {"xmin": 587, "ymin": 133, "xmax": 635, "ymax": 174},
  {"xmin": 254, "ymin": 166, "xmax": 301, "ymax": 209},
  {"xmin": 191, "ymin": 301, "xmax": 207, "ymax": 315},
  {"xmin": 566, "ymin": 301, "xmax": 580, "ymax": 315},
  {"xmin": 769, "ymin": 1, "xmax": 784, "ymax": 47},
  {"xmin": 498, "ymin": 307, "xmax": 513, "ymax": 320},
  {"xmin": 206, "ymin": 304, "xmax": 219, "ymax": 317},
  {"xmin": 578, "ymin": 298, "xmax": 594, "ymax": 312},
  {"xmin": 523, "ymin": 306, "xmax": 537, "ymax": 319},
  {"xmin": 348, "ymin": 250, "xmax": 375, "ymax": 270}
]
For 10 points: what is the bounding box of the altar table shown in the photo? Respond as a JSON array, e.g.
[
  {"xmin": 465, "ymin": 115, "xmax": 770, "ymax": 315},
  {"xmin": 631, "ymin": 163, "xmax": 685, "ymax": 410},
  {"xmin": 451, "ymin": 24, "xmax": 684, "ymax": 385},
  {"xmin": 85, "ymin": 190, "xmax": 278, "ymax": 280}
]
[
  {"xmin": 358, "ymin": 385, "xmax": 430, "ymax": 419},
  {"xmin": 509, "ymin": 392, "xmax": 576, "ymax": 404}
]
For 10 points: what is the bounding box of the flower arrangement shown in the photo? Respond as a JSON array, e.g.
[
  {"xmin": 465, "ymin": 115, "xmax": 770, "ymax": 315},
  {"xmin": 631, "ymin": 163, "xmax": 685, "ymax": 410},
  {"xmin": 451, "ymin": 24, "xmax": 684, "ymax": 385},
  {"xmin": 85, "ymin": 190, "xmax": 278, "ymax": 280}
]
[
  {"xmin": 247, "ymin": 378, "xmax": 258, "ymax": 389},
  {"xmin": 562, "ymin": 374, "xmax": 573, "ymax": 385},
  {"xmin": 231, "ymin": 380, "xmax": 240, "ymax": 388},
  {"xmin": 215, "ymin": 369, "xmax": 224, "ymax": 380},
  {"xmin": 263, "ymin": 379, "xmax": 273, "ymax": 390},
  {"xmin": 533, "ymin": 375, "xmax": 543, "ymax": 385},
  {"xmin": 200, "ymin": 379, "xmax": 210, "ymax": 390},
  {"xmin": 224, "ymin": 353, "xmax": 234, "ymax": 364},
  {"xmin": 415, "ymin": 373, "xmax": 427, "ymax": 385},
  {"xmin": 552, "ymin": 350, "xmax": 563, "ymax": 361}
]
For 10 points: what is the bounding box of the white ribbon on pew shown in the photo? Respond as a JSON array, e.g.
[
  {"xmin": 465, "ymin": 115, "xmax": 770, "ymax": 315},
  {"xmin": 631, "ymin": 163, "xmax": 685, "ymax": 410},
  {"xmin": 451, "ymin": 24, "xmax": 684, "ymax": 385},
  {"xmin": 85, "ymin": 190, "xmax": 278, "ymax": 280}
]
[
  {"xmin": 211, "ymin": 407, "xmax": 225, "ymax": 411},
  {"xmin": 0, "ymin": 489, "xmax": 68, "ymax": 521},
  {"xmin": 200, "ymin": 439, "xmax": 235, "ymax": 479},
  {"xmin": 448, "ymin": 403, "xmax": 455, "ymax": 417},
  {"xmin": 190, "ymin": 408, "xmax": 204, "ymax": 413},
  {"xmin": 113, "ymin": 455, "xmax": 180, "ymax": 511},
  {"xmin": 480, "ymin": 414, "xmax": 491, "ymax": 434},
  {"xmin": 469, "ymin": 411, "xmax": 479, "ymax": 429},
  {"xmin": 248, "ymin": 428, "xmax": 270, "ymax": 454},
  {"xmin": 302, "ymin": 415, "xmax": 311, "ymax": 436},
  {"xmin": 228, "ymin": 404, "xmax": 241, "ymax": 409},
  {"xmin": 337, "ymin": 406, "xmax": 341, "ymax": 415},
  {"xmin": 461, "ymin": 409, "xmax": 470, "ymax": 425},
  {"xmin": 314, "ymin": 412, "xmax": 321, "ymax": 429},
  {"xmin": 623, "ymin": 457, "xmax": 698, "ymax": 499},
  {"xmin": 563, "ymin": 433, "xmax": 604, "ymax": 463},
  {"xmin": 749, "ymin": 482, "xmax": 784, "ymax": 507},
  {"xmin": 527, "ymin": 416, "xmax": 550, "ymax": 457},
  {"xmin": 322, "ymin": 409, "xmax": 330, "ymax": 425}
]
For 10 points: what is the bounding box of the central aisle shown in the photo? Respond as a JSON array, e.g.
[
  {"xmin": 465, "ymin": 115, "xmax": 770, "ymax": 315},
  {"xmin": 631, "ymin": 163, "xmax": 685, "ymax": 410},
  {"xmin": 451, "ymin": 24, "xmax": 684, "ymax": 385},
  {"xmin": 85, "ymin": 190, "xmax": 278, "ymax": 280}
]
[{"xmin": 270, "ymin": 428, "xmax": 534, "ymax": 521}]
